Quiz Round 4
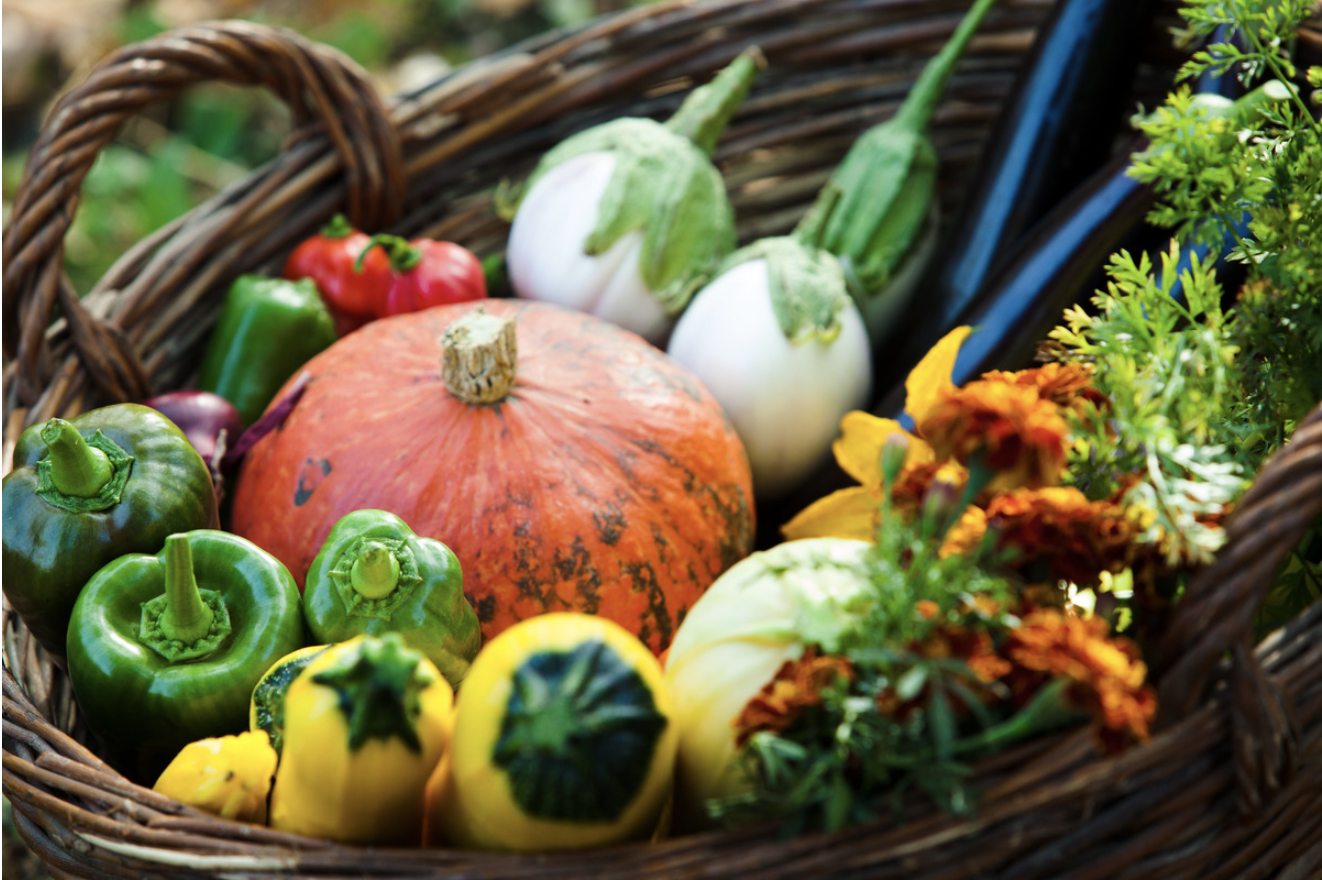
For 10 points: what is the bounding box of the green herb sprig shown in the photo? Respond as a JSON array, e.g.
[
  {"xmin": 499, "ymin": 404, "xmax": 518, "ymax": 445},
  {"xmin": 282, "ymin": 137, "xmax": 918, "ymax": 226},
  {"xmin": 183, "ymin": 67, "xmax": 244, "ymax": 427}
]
[{"xmin": 1054, "ymin": 0, "xmax": 1322, "ymax": 621}]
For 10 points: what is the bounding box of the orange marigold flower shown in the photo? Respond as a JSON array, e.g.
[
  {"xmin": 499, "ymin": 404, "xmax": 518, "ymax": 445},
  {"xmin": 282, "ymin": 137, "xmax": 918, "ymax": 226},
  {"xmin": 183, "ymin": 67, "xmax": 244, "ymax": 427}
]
[
  {"xmin": 985, "ymin": 486, "xmax": 1136, "ymax": 585},
  {"xmin": 733, "ymin": 648, "xmax": 855, "ymax": 747},
  {"xmin": 918, "ymin": 381, "xmax": 1070, "ymax": 492},
  {"xmin": 1003, "ymin": 610, "xmax": 1156, "ymax": 751},
  {"xmin": 982, "ymin": 362, "xmax": 1108, "ymax": 420},
  {"xmin": 921, "ymin": 624, "xmax": 1011, "ymax": 684}
]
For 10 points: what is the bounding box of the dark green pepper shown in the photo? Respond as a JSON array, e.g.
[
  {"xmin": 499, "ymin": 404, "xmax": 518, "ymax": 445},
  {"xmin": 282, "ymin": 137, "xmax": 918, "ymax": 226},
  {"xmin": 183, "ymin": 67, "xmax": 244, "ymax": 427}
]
[
  {"xmin": 195, "ymin": 274, "xmax": 337, "ymax": 426},
  {"xmin": 303, "ymin": 509, "xmax": 481, "ymax": 687},
  {"xmin": 2, "ymin": 404, "xmax": 218, "ymax": 657},
  {"xmin": 66, "ymin": 530, "xmax": 306, "ymax": 783}
]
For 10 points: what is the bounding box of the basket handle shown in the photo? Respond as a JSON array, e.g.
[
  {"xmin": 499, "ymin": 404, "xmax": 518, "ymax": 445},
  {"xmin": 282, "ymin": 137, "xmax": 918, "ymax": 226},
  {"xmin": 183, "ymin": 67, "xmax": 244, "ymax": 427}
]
[
  {"xmin": 1, "ymin": 20, "xmax": 405, "ymax": 410},
  {"xmin": 1154, "ymin": 401, "xmax": 1322, "ymax": 809}
]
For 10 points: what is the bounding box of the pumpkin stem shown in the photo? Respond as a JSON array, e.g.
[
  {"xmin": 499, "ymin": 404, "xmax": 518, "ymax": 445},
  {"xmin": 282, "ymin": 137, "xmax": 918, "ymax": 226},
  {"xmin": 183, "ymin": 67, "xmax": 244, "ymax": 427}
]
[{"xmin": 441, "ymin": 310, "xmax": 518, "ymax": 405}]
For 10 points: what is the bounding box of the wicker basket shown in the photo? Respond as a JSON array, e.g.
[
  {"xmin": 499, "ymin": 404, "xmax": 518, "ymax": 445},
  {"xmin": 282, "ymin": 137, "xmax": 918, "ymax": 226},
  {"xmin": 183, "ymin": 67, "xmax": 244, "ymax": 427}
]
[{"xmin": 4, "ymin": 1, "xmax": 1322, "ymax": 877}]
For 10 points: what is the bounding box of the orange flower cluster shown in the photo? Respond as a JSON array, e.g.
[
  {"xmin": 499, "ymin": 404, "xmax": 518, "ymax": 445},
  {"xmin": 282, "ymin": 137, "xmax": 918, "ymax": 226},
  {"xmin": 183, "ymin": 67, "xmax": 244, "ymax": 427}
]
[
  {"xmin": 919, "ymin": 380, "xmax": 1071, "ymax": 492},
  {"xmin": 937, "ymin": 506, "xmax": 989, "ymax": 559},
  {"xmin": 917, "ymin": 622, "xmax": 1012, "ymax": 686},
  {"xmin": 1002, "ymin": 610, "xmax": 1156, "ymax": 752},
  {"xmin": 733, "ymin": 648, "xmax": 856, "ymax": 747},
  {"xmin": 982, "ymin": 362, "xmax": 1107, "ymax": 422},
  {"xmin": 984, "ymin": 487, "xmax": 1137, "ymax": 585}
]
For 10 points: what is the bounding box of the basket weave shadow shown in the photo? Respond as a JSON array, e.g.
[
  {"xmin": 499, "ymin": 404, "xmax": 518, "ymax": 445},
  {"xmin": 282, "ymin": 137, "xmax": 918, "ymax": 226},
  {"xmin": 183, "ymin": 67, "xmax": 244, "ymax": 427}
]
[{"xmin": 3, "ymin": 1, "xmax": 1321, "ymax": 877}]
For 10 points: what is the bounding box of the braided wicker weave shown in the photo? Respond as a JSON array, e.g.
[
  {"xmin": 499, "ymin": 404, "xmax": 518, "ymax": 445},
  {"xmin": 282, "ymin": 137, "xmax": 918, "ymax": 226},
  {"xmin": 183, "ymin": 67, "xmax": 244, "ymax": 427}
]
[{"xmin": 4, "ymin": 1, "xmax": 1321, "ymax": 877}]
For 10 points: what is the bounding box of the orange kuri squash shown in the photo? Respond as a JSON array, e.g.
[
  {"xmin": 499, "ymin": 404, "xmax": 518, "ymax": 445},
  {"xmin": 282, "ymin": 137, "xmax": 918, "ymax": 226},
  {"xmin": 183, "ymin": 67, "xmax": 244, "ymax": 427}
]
[{"xmin": 229, "ymin": 299, "xmax": 755, "ymax": 653}]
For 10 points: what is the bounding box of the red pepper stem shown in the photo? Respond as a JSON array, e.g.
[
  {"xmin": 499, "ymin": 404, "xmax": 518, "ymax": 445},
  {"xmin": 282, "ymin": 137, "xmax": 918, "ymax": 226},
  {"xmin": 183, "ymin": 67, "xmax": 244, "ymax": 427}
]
[
  {"xmin": 350, "ymin": 542, "xmax": 402, "ymax": 600},
  {"xmin": 321, "ymin": 214, "xmax": 355, "ymax": 239},
  {"xmin": 40, "ymin": 419, "xmax": 113, "ymax": 498},
  {"xmin": 159, "ymin": 534, "xmax": 215, "ymax": 644},
  {"xmin": 357, "ymin": 234, "xmax": 422, "ymax": 274}
]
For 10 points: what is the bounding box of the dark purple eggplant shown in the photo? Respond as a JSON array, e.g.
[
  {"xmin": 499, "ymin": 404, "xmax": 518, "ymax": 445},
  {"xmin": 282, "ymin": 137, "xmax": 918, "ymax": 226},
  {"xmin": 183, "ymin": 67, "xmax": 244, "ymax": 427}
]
[
  {"xmin": 142, "ymin": 390, "xmax": 244, "ymax": 470},
  {"xmin": 869, "ymin": 0, "xmax": 1152, "ymax": 391},
  {"xmin": 924, "ymin": 0, "xmax": 1151, "ymax": 318},
  {"xmin": 917, "ymin": 141, "xmax": 1153, "ymax": 400}
]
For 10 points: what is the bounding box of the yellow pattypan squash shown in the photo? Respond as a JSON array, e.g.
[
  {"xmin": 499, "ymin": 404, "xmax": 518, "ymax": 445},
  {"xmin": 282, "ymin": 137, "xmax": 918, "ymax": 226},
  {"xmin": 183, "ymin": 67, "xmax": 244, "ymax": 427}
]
[
  {"xmin": 152, "ymin": 729, "xmax": 278, "ymax": 824},
  {"xmin": 268, "ymin": 633, "xmax": 454, "ymax": 845},
  {"xmin": 426, "ymin": 612, "xmax": 676, "ymax": 851}
]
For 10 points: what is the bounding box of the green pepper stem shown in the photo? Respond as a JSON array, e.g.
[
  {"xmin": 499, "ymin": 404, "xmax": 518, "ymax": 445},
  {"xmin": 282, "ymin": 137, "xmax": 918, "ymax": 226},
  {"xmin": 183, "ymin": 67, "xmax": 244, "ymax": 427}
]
[
  {"xmin": 40, "ymin": 419, "xmax": 114, "ymax": 498},
  {"xmin": 158, "ymin": 534, "xmax": 215, "ymax": 644},
  {"xmin": 665, "ymin": 46, "xmax": 765, "ymax": 156},
  {"xmin": 892, "ymin": 0, "xmax": 1000, "ymax": 133},
  {"xmin": 350, "ymin": 543, "xmax": 402, "ymax": 600},
  {"xmin": 357, "ymin": 234, "xmax": 421, "ymax": 273},
  {"xmin": 322, "ymin": 213, "xmax": 355, "ymax": 239}
]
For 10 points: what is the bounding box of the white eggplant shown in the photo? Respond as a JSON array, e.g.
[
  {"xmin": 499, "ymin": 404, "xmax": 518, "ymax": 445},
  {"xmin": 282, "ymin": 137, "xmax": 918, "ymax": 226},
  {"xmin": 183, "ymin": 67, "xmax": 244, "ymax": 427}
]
[
  {"xmin": 667, "ymin": 236, "xmax": 872, "ymax": 499},
  {"xmin": 506, "ymin": 152, "xmax": 671, "ymax": 342},
  {"xmin": 504, "ymin": 50, "xmax": 762, "ymax": 345}
]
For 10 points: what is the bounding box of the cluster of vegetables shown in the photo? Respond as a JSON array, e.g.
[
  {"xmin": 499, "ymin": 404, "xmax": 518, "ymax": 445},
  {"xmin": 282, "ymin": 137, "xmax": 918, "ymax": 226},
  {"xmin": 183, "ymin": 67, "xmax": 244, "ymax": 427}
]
[
  {"xmin": 0, "ymin": 394, "xmax": 692, "ymax": 848},
  {"xmin": 0, "ymin": 0, "xmax": 1121, "ymax": 849},
  {"xmin": 504, "ymin": 0, "xmax": 999, "ymax": 501},
  {"xmin": 5, "ymin": 0, "xmax": 1319, "ymax": 857}
]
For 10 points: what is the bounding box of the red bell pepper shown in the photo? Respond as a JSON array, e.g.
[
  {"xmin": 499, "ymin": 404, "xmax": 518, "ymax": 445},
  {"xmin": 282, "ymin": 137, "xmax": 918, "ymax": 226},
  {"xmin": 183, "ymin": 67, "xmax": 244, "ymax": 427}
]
[
  {"xmin": 282, "ymin": 215, "xmax": 391, "ymax": 336},
  {"xmin": 284, "ymin": 217, "xmax": 487, "ymax": 330},
  {"xmin": 358, "ymin": 234, "xmax": 487, "ymax": 318}
]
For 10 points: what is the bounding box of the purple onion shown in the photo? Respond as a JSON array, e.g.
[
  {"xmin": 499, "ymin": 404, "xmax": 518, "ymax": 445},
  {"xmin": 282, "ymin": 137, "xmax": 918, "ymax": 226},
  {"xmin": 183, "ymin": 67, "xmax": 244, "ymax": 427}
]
[{"xmin": 142, "ymin": 390, "xmax": 245, "ymax": 470}]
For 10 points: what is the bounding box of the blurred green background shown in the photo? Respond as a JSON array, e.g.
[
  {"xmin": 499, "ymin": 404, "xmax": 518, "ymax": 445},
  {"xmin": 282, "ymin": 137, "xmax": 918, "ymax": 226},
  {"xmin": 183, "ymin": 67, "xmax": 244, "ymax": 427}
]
[
  {"xmin": 1, "ymin": 2, "xmax": 653, "ymax": 874},
  {"xmin": 2, "ymin": 0, "xmax": 656, "ymax": 294}
]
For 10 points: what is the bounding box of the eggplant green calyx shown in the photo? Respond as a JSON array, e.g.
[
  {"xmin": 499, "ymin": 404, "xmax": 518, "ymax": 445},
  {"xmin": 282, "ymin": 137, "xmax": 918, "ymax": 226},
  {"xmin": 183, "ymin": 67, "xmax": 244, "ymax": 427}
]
[
  {"xmin": 357, "ymin": 234, "xmax": 421, "ymax": 273},
  {"xmin": 493, "ymin": 639, "xmax": 667, "ymax": 821},
  {"xmin": 312, "ymin": 633, "xmax": 435, "ymax": 753},
  {"xmin": 507, "ymin": 50, "xmax": 762, "ymax": 315},
  {"xmin": 36, "ymin": 421, "xmax": 133, "ymax": 511},
  {"xmin": 330, "ymin": 536, "xmax": 422, "ymax": 616},
  {"xmin": 801, "ymin": 0, "xmax": 998, "ymax": 300},
  {"xmin": 139, "ymin": 535, "xmax": 232, "ymax": 662},
  {"xmin": 891, "ymin": 0, "xmax": 1000, "ymax": 134},
  {"xmin": 719, "ymin": 237, "xmax": 852, "ymax": 345},
  {"xmin": 665, "ymin": 46, "xmax": 766, "ymax": 155}
]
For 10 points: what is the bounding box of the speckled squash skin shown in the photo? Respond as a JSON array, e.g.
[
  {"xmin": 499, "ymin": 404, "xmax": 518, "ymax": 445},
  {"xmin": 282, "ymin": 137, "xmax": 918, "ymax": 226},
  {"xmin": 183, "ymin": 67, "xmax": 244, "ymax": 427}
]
[{"xmin": 229, "ymin": 299, "xmax": 755, "ymax": 654}]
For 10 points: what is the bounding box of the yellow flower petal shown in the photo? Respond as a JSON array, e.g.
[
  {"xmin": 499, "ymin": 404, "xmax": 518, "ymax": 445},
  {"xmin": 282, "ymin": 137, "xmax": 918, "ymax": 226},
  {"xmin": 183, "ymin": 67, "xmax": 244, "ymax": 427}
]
[
  {"xmin": 832, "ymin": 412, "xmax": 932, "ymax": 486},
  {"xmin": 781, "ymin": 487, "xmax": 880, "ymax": 542},
  {"xmin": 905, "ymin": 326, "xmax": 972, "ymax": 427}
]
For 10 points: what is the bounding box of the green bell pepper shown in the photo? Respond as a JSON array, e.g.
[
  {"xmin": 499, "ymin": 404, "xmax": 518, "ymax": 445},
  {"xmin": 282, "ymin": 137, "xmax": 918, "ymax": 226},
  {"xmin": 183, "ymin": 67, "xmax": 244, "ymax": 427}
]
[
  {"xmin": 195, "ymin": 274, "xmax": 337, "ymax": 426},
  {"xmin": 303, "ymin": 509, "xmax": 481, "ymax": 687},
  {"xmin": 66, "ymin": 530, "xmax": 306, "ymax": 783},
  {"xmin": 2, "ymin": 404, "xmax": 218, "ymax": 657}
]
